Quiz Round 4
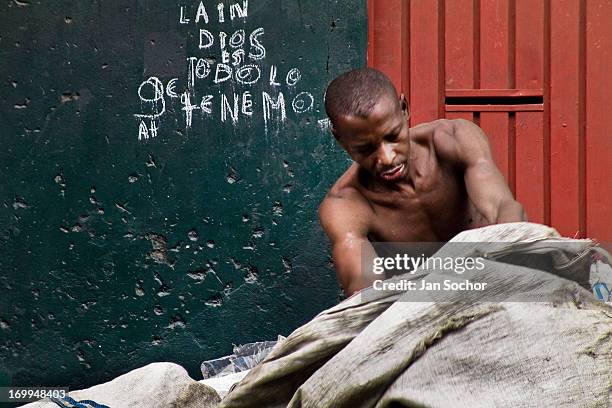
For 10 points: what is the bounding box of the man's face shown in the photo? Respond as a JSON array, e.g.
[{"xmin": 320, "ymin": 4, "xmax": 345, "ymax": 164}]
[{"xmin": 333, "ymin": 94, "xmax": 410, "ymax": 183}]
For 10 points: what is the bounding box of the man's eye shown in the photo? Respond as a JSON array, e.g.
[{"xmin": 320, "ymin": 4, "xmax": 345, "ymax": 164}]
[
  {"xmin": 355, "ymin": 145, "xmax": 375, "ymax": 154},
  {"xmin": 386, "ymin": 133, "xmax": 399, "ymax": 142}
]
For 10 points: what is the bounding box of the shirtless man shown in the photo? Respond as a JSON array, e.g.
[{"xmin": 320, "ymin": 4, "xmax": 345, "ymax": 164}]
[{"xmin": 319, "ymin": 68, "xmax": 527, "ymax": 296}]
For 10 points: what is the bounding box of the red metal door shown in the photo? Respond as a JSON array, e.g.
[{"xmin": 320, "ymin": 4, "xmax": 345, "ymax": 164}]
[{"xmin": 368, "ymin": 0, "xmax": 612, "ymax": 241}]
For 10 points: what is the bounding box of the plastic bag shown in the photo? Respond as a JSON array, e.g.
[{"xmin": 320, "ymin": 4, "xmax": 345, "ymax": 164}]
[{"xmin": 201, "ymin": 336, "xmax": 285, "ymax": 379}]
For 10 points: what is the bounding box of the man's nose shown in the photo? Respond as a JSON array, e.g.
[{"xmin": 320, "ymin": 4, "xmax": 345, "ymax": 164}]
[{"xmin": 377, "ymin": 142, "xmax": 395, "ymax": 166}]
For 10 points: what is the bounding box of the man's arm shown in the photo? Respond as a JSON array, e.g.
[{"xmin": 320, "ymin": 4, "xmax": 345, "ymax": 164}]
[
  {"xmin": 434, "ymin": 119, "xmax": 527, "ymax": 224},
  {"xmin": 319, "ymin": 191, "xmax": 379, "ymax": 296}
]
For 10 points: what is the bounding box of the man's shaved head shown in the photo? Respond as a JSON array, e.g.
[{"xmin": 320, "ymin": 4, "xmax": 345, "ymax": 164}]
[{"xmin": 324, "ymin": 67, "xmax": 398, "ymax": 126}]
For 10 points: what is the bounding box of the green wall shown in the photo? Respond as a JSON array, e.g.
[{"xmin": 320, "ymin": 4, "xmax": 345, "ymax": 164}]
[{"xmin": 0, "ymin": 0, "xmax": 366, "ymax": 393}]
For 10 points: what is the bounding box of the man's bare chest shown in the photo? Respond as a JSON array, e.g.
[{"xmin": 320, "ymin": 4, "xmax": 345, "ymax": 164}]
[{"xmin": 365, "ymin": 170, "xmax": 470, "ymax": 242}]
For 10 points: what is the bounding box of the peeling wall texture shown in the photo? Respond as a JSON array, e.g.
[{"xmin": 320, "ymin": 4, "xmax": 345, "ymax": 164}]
[{"xmin": 0, "ymin": 0, "xmax": 366, "ymax": 391}]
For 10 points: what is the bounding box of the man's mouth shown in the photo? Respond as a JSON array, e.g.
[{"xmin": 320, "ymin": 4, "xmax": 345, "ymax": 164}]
[{"xmin": 380, "ymin": 163, "xmax": 405, "ymax": 181}]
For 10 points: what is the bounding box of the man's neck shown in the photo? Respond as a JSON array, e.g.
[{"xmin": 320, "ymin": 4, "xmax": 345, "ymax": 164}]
[{"xmin": 357, "ymin": 165, "xmax": 416, "ymax": 194}]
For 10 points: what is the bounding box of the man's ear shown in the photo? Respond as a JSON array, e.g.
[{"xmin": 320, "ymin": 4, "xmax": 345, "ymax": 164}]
[
  {"xmin": 331, "ymin": 123, "xmax": 340, "ymax": 140},
  {"xmin": 399, "ymin": 94, "xmax": 410, "ymax": 119}
]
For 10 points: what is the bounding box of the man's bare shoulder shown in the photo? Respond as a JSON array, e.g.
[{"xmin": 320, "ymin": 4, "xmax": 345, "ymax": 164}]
[
  {"xmin": 409, "ymin": 118, "xmax": 455, "ymax": 143},
  {"xmin": 431, "ymin": 118, "xmax": 492, "ymax": 164},
  {"xmin": 319, "ymin": 164, "xmax": 373, "ymax": 240},
  {"xmin": 409, "ymin": 118, "xmax": 489, "ymax": 164}
]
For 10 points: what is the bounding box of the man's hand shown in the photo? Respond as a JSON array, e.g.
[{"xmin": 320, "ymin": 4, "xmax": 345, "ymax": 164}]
[{"xmin": 434, "ymin": 119, "xmax": 527, "ymax": 224}]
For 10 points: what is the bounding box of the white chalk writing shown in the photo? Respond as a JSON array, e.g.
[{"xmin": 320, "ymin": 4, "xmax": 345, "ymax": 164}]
[{"xmin": 135, "ymin": 1, "xmax": 320, "ymax": 141}]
